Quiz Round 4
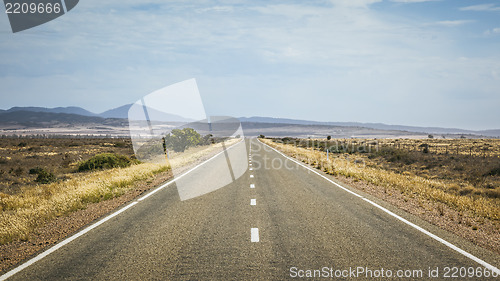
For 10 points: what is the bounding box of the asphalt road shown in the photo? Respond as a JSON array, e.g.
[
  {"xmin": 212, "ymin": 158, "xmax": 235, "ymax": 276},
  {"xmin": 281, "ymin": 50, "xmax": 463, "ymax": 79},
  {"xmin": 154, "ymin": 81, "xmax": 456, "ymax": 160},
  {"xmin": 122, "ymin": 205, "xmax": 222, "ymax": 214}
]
[{"xmin": 3, "ymin": 139, "xmax": 499, "ymax": 280}]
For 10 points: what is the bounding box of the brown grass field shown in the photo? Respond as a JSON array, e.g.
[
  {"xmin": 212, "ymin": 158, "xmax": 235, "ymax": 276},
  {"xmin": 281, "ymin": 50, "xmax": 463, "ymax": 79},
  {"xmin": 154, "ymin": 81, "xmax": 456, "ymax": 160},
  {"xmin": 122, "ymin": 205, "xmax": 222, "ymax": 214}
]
[
  {"xmin": 0, "ymin": 136, "xmax": 238, "ymax": 246},
  {"xmin": 261, "ymin": 137, "xmax": 500, "ymax": 252},
  {"xmin": 0, "ymin": 138, "xmax": 136, "ymax": 195}
]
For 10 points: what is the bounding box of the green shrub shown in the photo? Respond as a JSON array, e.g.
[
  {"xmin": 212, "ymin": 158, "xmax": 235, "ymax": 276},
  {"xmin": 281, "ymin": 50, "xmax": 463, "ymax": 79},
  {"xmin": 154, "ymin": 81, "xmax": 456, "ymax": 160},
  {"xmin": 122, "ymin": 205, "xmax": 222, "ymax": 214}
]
[
  {"xmin": 164, "ymin": 128, "xmax": 201, "ymax": 152},
  {"xmin": 485, "ymin": 165, "xmax": 500, "ymax": 177},
  {"xmin": 29, "ymin": 167, "xmax": 44, "ymax": 175},
  {"xmin": 78, "ymin": 153, "xmax": 132, "ymax": 172},
  {"xmin": 35, "ymin": 170, "xmax": 57, "ymax": 184}
]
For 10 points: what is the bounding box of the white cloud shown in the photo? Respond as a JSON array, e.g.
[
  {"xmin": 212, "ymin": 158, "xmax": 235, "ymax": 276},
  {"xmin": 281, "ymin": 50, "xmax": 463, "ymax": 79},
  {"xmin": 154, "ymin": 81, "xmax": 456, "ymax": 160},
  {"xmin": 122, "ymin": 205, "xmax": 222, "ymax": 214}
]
[
  {"xmin": 484, "ymin": 27, "xmax": 500, "ymax": 36},
  {"xmin": 330, "ymin": 0, "xmax": 382, "ymax": 8},
  {"xmin": 196, "ymin": 6, "xmax": 234, "ymax": 13},
  {"xmin": 435, "ymin": 20, "xmax": 474, "ymax": 27},
  {"xmin": 460, "ymin": 4, "xmax": 500, "ymax": 12}
]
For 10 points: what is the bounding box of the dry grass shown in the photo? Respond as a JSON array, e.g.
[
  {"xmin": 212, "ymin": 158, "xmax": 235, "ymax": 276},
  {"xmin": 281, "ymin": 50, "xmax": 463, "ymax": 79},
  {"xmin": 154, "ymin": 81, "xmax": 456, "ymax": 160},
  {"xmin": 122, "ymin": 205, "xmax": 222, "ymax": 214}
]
[
  {"xmin": 0, "ymin": 137, "xmax": 239, "ymax": 245},
  {"xmin": 0, "ymin": 162, "xmax": 169, "ymax": 244},
  {"xmin": 0, "ymin": 138, "xmax": 135, "ymax": 195},
  {"xmin": 378, "ymin": 138, "xmax": 500, "ymax": 158},
  {"xmin": 261, "ymin": 138, "xmax": 500, "ymax": 222}
]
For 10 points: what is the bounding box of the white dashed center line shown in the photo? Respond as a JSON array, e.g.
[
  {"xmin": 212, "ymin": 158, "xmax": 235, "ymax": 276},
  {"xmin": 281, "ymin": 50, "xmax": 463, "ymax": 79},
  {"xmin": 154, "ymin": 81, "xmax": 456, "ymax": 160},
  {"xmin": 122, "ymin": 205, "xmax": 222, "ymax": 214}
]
[
  {"xmin": 250, "ymin": 175, "xmax": 254, "ymax": 178},
  {"xmin": 251, "ymin": 199, "xmax": 256, "ymax": 205},
  {"xmin": 249, "ymin": 167, "xmax": 253, "ymax": 170},
  {"xmin": 251, "ymin": 228, "xmax": 259, "ymax": 242},
  {"xmin": 250, "ymin": 184, "xmax": 255, "ymax": 188}
]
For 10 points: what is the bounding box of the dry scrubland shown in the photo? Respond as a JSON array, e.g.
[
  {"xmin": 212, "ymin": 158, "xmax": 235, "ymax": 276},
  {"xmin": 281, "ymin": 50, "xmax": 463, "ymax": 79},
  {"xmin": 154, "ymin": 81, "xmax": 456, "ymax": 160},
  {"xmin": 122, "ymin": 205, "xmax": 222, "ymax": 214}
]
[
  {"xmin": 0, "ymin": 137, "xmax": 236, "ymax": 245},
  {"xmin": 0, "ymin": 138, "xmax": 136, "ymax": 195},
  {"xmin": 261, "ymin": 138, "xmax": 500, "ymax": 228}
]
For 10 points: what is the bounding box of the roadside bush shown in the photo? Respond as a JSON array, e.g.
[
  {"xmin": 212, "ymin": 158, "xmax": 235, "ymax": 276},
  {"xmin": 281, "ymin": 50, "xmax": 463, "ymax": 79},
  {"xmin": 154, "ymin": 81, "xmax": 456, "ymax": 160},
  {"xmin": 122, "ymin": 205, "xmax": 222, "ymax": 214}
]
[
  {"xmin": 29, "ymin": 167, "xmax": 44, "ymax": 175},
  {"xmin": 78, "ymin": 153, "xmax": 132, "ymax": 172},
  {"xmin": 34, "ymin": 170, "xmax": 57, "ymax": 184},
  {"xmin": 375, "ymin": 147, "xmax": 415, "ymax": 165},
  {"xmin": 485, "ymin": 164, "xmax": 500, "ymax": 177},
  {"xmin": 164, "ymin": 128, "xmax": 201, "ymax": 152}
]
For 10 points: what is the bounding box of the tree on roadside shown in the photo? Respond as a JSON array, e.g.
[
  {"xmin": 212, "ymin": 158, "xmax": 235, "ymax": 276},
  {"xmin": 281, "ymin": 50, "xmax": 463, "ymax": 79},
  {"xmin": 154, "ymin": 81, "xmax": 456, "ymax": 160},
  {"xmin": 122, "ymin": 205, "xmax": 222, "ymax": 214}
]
[{"xmin": 164, "ymin": 128, "xmax": 201, "ymax": 152}]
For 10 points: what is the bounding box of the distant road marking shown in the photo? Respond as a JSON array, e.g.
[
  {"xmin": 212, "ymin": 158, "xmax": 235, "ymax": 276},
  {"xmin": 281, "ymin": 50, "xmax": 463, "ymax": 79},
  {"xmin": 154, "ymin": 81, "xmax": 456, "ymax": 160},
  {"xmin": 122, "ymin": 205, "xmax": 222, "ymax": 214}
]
[
  {"xmin": 250, "ymin": 184, "xmax": 255, "ymax": 189},
  {"xmin": 249, "ymin": 163, "xmax": 252, "ymax": 166},
  {"xmin": 258, "ymin": 139, "xmax": 500, "ymax": 275},
  {"xmin": 250, "ymin": 175, "xmax": 254, "ymax": 178},
  {"xmin": 0, "ymin": 140, "xmax": 246, "ymax": 281},
  {"xmin": 249, "ymin": 167, "xmax": 253, "ymax": 171},
  {"xmin": 251, "ymin": 228, "xmax": 259, "ymax": 242},
  {"xmin": 251, "ymin": 199, "xmax": 256, "ymax": 205}
]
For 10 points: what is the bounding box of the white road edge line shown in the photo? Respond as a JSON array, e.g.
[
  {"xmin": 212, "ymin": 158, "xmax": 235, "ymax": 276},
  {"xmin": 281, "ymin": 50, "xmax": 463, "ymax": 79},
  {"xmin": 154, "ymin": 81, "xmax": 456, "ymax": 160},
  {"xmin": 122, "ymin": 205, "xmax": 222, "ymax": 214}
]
[
  {"xmin": 0, "ymin": 202, "xmax": 138, "ymax": 281},
  {"xmin": 251, "ymin": 228, "xmax": 259, "ymax": 242},
  {"xmin": 138, "ymin": 139, "xmax": 243, "ymax": 202},
  {"xmin": 258, "ymin": 139, "xmax": 500, "ymax": 275},
  {"xmin": 0, "ymin": 139, "xmax": 246, "ymax": 281},
  {"xmin": 251, "ymin": 199, "xmax": 256, "ymax": 205}
]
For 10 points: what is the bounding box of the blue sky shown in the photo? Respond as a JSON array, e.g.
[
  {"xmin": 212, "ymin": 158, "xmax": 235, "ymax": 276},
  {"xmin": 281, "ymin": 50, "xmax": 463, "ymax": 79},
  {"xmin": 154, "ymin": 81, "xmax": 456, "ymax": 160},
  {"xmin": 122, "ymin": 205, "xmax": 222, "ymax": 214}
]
[{"xmin": 1, "ymin": 0, "xmax": 499, "ymax": 130}]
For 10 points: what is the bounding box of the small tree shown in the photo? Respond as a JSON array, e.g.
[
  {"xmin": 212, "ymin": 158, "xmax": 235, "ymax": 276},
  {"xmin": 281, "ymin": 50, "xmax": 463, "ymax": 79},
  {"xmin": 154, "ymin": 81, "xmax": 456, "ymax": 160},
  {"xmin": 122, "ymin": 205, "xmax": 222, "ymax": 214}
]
[
  {"xmin": 258, "ymin": 134, "xmax": 265, "ymax": 139},
  {"xmin": 165, "ymin": 128, "xmax": 201, "ymax": 152},
  {"xmin": 428, "ymin": 134, "xmax": 434, "ymax": 139},
  {"xmin": 327, "ymin": 135, "xmax": 332, "ymax": 141}
]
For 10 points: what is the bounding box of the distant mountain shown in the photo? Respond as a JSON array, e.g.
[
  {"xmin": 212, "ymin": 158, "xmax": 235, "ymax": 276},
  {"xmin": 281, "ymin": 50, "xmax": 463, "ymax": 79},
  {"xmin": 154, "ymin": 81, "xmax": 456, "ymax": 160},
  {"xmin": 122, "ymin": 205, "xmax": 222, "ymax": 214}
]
[
  {"xmin": 3, "ymin": 105, "xmax": 192, "ymax": 122},
  {"xmin": 238, "ymin": 117, "xmax": 500, "ymax": 138},
  {"xmin": 99, "ymin": 104, "xmax": 132, "ymax": 119},
  {"xmin": 0, "ymin": 111, "xmax": 106, "ymax": 126},
  {"xmin": 6, "ymin": 106, "xmax": 97, "ymax": 117},
  {"xmin": 100, "ymin": 104, "xmax": 195, "ymax": 122},
  {"xmin": 3, "ymin": 106, "xmax": 498, "ymax": 137}
]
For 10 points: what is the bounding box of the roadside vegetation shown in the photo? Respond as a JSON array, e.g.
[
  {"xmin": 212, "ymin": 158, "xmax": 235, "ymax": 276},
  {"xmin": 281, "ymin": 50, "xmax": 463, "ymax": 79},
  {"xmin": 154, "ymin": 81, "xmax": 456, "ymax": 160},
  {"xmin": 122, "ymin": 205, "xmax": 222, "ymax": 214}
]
[
  {"xmin": 0, "ymin": 133, "xmax": 237, "ymax": 245},
  {"xmin": 261, "ymin": 138, "xmax": 500, "ymax": 224},
  {"xmin": 77, "ymin": 153, "xmax": 135, "ymax": 172},
  {"xmin": 0, "ymin": 138, "xmax": 136, "ymax": 195}
]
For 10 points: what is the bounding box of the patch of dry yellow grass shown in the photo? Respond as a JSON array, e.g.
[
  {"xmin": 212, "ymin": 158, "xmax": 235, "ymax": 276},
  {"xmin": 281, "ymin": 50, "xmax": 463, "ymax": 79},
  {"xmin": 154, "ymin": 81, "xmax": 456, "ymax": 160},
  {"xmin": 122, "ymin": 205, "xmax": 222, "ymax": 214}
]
[
  {"xmin": 0, "ymin": 163, "xmax": 168, "ymax": 244},
  {"xmin": 0, "ymin": 139, "xmax": 240, "ymax": 245},
  {"xmin": 261, "ymin": 139, "xmax": 500, "ymax": 221}
]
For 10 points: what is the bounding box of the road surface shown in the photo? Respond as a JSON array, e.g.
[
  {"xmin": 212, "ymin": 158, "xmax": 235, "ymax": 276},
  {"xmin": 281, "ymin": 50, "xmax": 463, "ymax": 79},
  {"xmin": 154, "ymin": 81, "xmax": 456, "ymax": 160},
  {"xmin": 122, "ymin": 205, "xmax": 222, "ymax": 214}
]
[{"xmin": 3, "ymin": 139, "xmax": 499, "ymax": 280}]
